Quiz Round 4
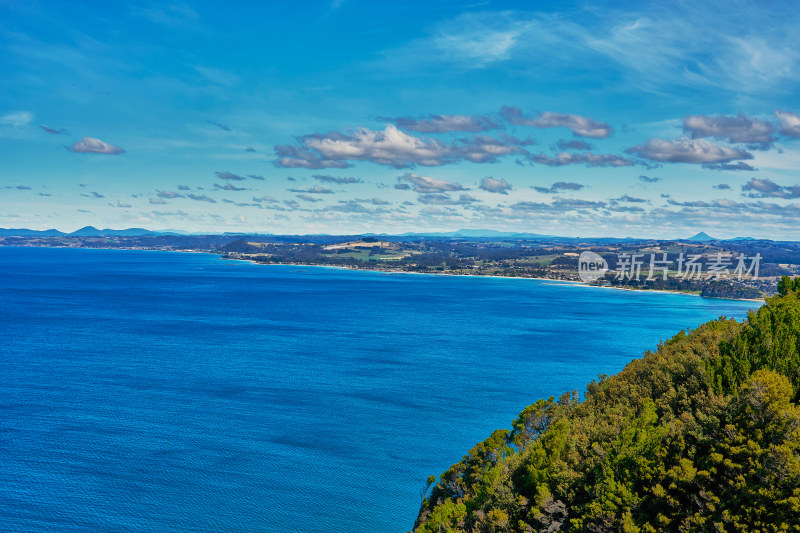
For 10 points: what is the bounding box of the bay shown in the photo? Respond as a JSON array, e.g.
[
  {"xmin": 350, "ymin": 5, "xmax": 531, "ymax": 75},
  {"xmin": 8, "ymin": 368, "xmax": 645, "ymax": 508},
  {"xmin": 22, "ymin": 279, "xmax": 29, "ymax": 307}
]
[{"xmin": 0, "ymin": 247, "xmax": 757, "ymax": 532}]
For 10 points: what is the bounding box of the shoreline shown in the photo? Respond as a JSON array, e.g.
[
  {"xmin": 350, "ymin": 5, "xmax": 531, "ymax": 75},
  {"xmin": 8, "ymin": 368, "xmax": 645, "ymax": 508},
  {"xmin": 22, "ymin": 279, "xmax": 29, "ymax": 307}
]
[
  {"xmin": 0, "ymin": 244, "xmax": 764, "ymax": 303},
  {"xmin": 223, "ymin": 255, "xmax": 766, "ymax": 303}
]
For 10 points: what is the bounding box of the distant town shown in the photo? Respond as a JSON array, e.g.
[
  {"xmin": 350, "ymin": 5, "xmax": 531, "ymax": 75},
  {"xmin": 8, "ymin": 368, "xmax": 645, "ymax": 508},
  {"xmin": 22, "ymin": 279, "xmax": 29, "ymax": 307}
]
[{"xmin": 2, "ymin": 227, "xmax": 795, "ymax": 300}]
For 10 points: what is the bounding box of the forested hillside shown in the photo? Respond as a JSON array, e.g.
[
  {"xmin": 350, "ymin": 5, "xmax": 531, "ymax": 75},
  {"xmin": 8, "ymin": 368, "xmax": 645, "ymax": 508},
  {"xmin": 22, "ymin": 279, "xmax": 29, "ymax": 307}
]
[{"xmin": 414, "ymin": 278, "xmax": 800, "ymax": 532}]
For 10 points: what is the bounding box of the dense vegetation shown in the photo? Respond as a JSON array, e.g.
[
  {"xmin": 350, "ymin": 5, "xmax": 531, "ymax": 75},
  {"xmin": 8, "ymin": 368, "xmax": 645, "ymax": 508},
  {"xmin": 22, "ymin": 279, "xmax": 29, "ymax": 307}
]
[{"xmin": 414, "ymin": 277, "xmax": 800, "ymax": 532}]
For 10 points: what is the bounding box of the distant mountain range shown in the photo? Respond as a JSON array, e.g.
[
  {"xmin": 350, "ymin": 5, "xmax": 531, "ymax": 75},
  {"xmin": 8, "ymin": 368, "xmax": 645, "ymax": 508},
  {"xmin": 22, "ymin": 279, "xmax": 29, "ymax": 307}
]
[
  {"xmin": 0, "ymin": 226, "xmax": 178, "ymax": 237},
  {"xmin": 0, "ymin": 226, "xmax": 763, "ymax": 241},
  {"xmin": 683, "ymin": 232, "xmax": 760, "ymax": 242}
]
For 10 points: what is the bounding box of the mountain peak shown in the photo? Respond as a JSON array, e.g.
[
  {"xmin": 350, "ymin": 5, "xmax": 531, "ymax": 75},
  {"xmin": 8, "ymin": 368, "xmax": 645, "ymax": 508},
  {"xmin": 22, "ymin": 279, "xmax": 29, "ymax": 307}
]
[
  {"xmin": 685, "ymin": 231, "xmax": 716, "ymax": 242},
  {"xmin": 69, "ymin": 226, "xmax": 102, "ymax": 236}
]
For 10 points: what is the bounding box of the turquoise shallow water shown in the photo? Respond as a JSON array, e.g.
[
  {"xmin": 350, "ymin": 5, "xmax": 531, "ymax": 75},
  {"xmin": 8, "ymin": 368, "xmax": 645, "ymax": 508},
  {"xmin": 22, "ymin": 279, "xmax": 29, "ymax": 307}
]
[{"xmin": 0, "ymin": 247, "xmax": 758, "ymax": 532}]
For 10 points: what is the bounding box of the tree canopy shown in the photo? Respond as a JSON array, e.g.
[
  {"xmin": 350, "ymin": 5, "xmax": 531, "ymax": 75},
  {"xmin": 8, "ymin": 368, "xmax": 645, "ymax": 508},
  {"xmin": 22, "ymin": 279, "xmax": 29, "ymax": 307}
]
[{"xmin": 414, "ymin": 284, "xmax": 800, "ymax": 532}]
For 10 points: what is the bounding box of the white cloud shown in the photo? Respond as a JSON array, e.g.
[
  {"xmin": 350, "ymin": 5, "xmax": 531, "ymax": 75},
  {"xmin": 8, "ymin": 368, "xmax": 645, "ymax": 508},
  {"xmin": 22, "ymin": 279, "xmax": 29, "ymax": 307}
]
[
  {"xmin": 479, "ymin": 177, "xmax": 512, "ymax": 194},
  {"xmin": 383, "ymin": 113, "xmax": 502, "ymax": 133},
  {"xmin": 305, "ymin": 125, "xmax": 451, "ymax": 167},
  {"xmin": 626, "ymin": 137, "xmax": 752, "ymax": 164},
  {"xmin": 396, "ymin": 173, "xmax": 466, "ymax": 194},
  {"xmin": 501, "ymin": 107, "xmax": 612, "ymax": 138},
  {"xmin": 275, "ymin": 125, "xmax": 528, "ymax": 169},
  {"xmin": 69, "ymin": 137, "xmax": 125, "ymax": 155},
  {"xmin": 683, "ymin": 114, "xmax": 775, "ymax": 146},
  {"xmin": 528, "ymin": 152, "xmax": 633, "ymax": 167},
  {"xmin": 776, "ymin": 110, "xmax": 800, "ymax": 137},
  {"xmin": 0, "ymin": 111, "xmax": 33, "ymax": 127}
]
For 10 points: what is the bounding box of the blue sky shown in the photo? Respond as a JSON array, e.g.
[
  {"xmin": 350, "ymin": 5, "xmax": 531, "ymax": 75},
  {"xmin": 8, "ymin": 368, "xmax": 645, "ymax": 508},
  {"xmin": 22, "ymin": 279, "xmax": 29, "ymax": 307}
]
[{"xmin": 2, "ymin": 0, "xmax": 800, "ymax": 238}]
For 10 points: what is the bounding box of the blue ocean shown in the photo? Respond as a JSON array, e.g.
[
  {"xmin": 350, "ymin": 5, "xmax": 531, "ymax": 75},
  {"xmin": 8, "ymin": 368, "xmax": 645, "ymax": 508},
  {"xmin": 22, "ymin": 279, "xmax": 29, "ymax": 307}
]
[{"xmin": 0, "ymin": 247, "xmax": 758, "ymax": 532}]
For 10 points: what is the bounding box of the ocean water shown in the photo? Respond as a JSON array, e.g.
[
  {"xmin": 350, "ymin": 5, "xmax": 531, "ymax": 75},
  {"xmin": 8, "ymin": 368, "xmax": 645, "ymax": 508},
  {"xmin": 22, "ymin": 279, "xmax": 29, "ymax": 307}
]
[{"xmin": 0, "ymin": 247, "xmax": 758, "ymax": 532}]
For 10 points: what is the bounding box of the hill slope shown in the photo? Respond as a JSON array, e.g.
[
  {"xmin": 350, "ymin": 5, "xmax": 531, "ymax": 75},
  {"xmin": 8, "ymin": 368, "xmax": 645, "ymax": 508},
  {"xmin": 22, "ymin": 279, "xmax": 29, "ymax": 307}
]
[{"xmin": 414, "ymin": 278, "xmax": 800, "ymax": 532}]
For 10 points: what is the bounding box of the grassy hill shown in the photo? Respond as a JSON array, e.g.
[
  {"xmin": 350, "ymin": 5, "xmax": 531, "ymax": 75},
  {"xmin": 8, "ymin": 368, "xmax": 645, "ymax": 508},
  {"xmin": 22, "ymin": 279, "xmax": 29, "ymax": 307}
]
[{"xmin": 413, "ymin": 278, "xmax": 800, "ymax": 532}]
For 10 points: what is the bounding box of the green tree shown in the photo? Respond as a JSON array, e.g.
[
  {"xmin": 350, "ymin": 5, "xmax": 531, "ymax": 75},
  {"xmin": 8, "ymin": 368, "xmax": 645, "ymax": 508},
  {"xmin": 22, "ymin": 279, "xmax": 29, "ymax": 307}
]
[{"xmin": 414, "ymin": 291, "xmax": 800, "ymax": 533}]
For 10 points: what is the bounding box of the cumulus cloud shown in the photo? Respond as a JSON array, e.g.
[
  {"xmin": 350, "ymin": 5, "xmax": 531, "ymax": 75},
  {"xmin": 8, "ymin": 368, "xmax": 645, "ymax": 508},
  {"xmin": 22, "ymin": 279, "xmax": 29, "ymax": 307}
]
[
  {"xmin": 326, "ymin": 198, "xmax": 396, "ymax": 214},
  {"xmin": 40, "ymin": 125, "xmax": 67, "ymax": 135},
  {"xmin": 297, "ymin": 194, "xmax": 323, "ymax": 203},
  {"xmin": 177, "ymin": 185, "xmax": 191, "ymax": 191},
  {"xmin": 381, "ymin": 113, "xmax": 501, "ymax": 133},
  {"xmin": 0, "ymin": 111, "xmax": 33, "ymax": 126},
  {"xmin": 151, "ymin": 210, "xmax": 191, "ymax": 217},
  {"xmin": 328, "ymin": 200, "xmax": 373, "ymax": 214},
  {"xmin": 38, "ymin": 192, "xmax": 52, "ymax": 197},
  {"xmin": 312, "ymin": 175, "xmax": 362, "ymax": 184},
  {"xmin": 479, "ymin": 176, "xmax": 512, "ymax": 194},
  {"xmin": 660, "ymin": 199, "xmax": 800, "ymax": 222},
  {"xmin": 776, "ymin": 110, "xmax": 800, "ymax": 137},
  {"xmin": 611, "ymin": 194, "xmax": 648, "ymax": 203},
  {"xmin": 683, "ymin": 114, "xmax": 775, "ymax": 147},
  {"xmin": 186, "ymin": 193, "xmax": 216, "ymax": 203},
  {"xmin": 247, "ymin": 174, "xmax": 266, "ymax": 181},
  {"xmin": 245, "ymin": 146, "xmax": 256, "ymax": 152},
  {"xmin": 283, "ymin": 199, "xmax": 301, "ymax": 209},
  {"xmin": 713, "ymin": 183, "xmax": 732, "ymax": 190},
  {"xmin": 114, "ymin": 201, "xmax": 132, "ymax": 208},
  {"xmin": 68, "ymin": 137, "xmax": 125, "ymax": 155},
  {"xmin": 702, "ymin": 161, "xmax": 757, "ymax": 171},
  {"xmin": 81, "ymin": 191, "xmax": 104, "ymax": 199},
  {"xmin": 252, "ymin": 195, "xmax": 279, "ymax": 203},
  {"xmin": 667, "ymin": 198, "xmax": 749, "ymax": 209},
  {"xmin": 741, "ymin": 177, "xmax": 800, "ymax": 199},
  {"xmin": 215, "ymin": 171, "xmax": 245, "ymax": 181},
  {"xmin": 555, "ymin": 139, "xmax": 593, "ymax": 151},
  {"xmin": 149, "ymin": 197, "xmax": 167, "ymax": 204},
  {"xmin": 607, "ymin": 204, "xmax": 646, "ymax": 213},
  {"xmin": 625, "ymin": 137, "xmax": 752, "ymax": 164},
  {"xmin": 533, "ymin": 182, "xmax": 584, "ymax": 194},
  {"xmin": 418, "ymin": 193, "xmax": 479, "ymax": 205},
  {"xmin": 363, "ymin": 197, "xmax": 390, "ymax": 205},
  {"xmin": 454, "ymin": 134, "xmax": 529, "ymax": 163},
  {"xmin": 214, "ymin": 183, "xmax": 247, "ymax": 191},
  {"xmin": 553, "ymin": 197, "xmax": 607, "ymax": 210},
  {"xmin": 512, "ymin": 197, "xmax": 606, "ymax": 212},
  {"xmin": 396, "ymin": 173, "xmax": 466, "ymax": 193},
  {"xmin": 528, "ymin": 152, "xmax": 633, "ymax": 167},
  {"xmin": 222, "ymin": 199, "xmax": 260, "ymax": 207},
  {"xmin": 500, "ymin": 107, "xmax": 612, "ymax": 138},
  {"xmin": 7, "ymin": 184, "xmax": 32, "ymax": 190},
  {"xmin": 274, "ymin": 145, "xmax": 351, "ymax": 169},
  {"xmin": 157, "ymin": 190, "xmax": 184, "ymax": 199},
  {"xmin": 288, "ymin": 185, "xmax": 334, "ymax": 194},
  {"xmin": 638, "ymin": 175, "xmax": 660, "ymax": 183},
  {"xmin": 277, "ymin": 125, "xmax": 453, "ymax": 168},
  {"xmin": 274, "ymin": 124, "xmax": 527, "ymax": 168}
]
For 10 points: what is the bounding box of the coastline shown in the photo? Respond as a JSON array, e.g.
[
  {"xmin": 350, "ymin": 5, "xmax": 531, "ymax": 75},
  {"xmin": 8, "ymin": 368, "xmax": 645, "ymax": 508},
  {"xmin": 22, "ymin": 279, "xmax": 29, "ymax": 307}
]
[
  {"xmin": 0, "ymin": 244, "xmax": 765, "ymax": 303},
  {"xmin": 222, "ymin": 255, "xmax": 766, "ymax": 303}
]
